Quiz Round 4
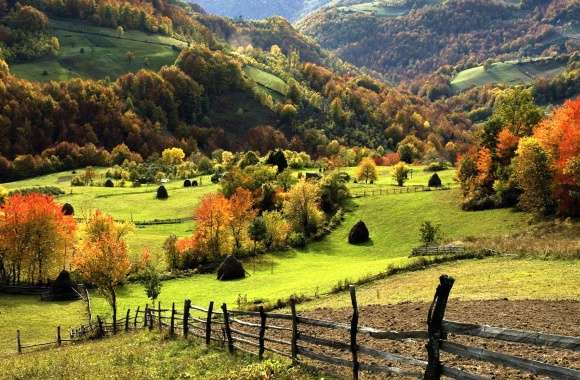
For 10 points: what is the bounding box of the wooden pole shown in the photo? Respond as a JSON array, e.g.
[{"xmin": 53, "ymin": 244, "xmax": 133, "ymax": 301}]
[
  {"xmin": 290, "ymin": 298, "xmax": 298, "ymax": 364},
  {"xmin": 125, "ymin": 309, "xmax": 130, "ymax": 332},
  {"xmin": 170, "ymin": 302, "xmax": 176, "ymax": 338},
  {"xmin": 423, "ymin": 275, "xmax": 455, "ymax": 380},
  {"xmin": 57, "ymin": 326, "xmax": 62, "ymax": 347},
  {"xmin": 144, "ymin": 304, "xmax": 149, "ymax": 329},
  {"xmin": 221, "ymin": 303, "xmax": 234, "ymax": 354},
  {"xmin": 134, "ymin": 306, "xmax": 140, "ymax": 328},
  {"xmin": 205, "ymin": 301, "xmax": 214, "ymax": 346},
  {"xmin": 183, "ymin": 300, "xmax": 191, "ymax": 338},
  {"xmin": 258, "ymin": 306, "xmax": 266, "ymax": 360},
  {"xmin": 148, "ymin": 307, "xmax": 153, "ymax": 331},
  {"xmin": 16, "ymin": 330, "xmax": 21, "ymax": 354},
  {"xmin": 158, "ymin": 301, "xmax": 162, "ymax": 330},
  {"xmin": 97, "ymin": 316, "xmax": 104, "ymax": 338},
  {"xmin": 349, "ymin": 286, "xmax": 359, "ymax": 380}
]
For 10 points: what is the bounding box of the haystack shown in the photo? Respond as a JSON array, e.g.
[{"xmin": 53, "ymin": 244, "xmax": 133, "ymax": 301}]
[
  {"xmin": 43, "ymin": 270, "xmax": 80, "ymax": 301},
  {"xmin": 217, "ymin": 255, "xmax": 245, "ymax": 281},
  {"xmin": 348, "ymin": 221, "xmax": 369, "ymax": 244}
]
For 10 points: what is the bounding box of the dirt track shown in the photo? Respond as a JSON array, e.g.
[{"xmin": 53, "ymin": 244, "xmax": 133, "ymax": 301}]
[{"xmin": 241, "ymin": 300, "xmax": 580, "ymax": 379}]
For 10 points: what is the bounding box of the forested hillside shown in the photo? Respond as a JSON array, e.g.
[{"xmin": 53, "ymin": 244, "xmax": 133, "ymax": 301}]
[
  {"xmin": 0, "ymin": 0, "xmax": 476, "ymax": 181},
  {"xmin": 298, "ymin": 0, "xmax": 580, "ymax": 82},
  {"xmin": 192, "ymin": 0, "xmax": 332, "ymax": 21}
]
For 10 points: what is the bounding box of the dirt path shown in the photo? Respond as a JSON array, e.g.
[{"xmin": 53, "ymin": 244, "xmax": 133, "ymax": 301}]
[{"xmin": 236, "ymin": 300, "xmax": 580, "ymax": 379}]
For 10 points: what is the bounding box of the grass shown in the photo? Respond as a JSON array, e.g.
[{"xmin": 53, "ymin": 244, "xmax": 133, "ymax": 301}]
[
  {"xmin": 0, "ymin": 295, "xmax": 87, "ymax": 357},
  {"xmin": 0, "ymin": 332, "xmax": 323, "ymax": 379},
  {"xmin": 451, "ymin": 57, "xmax": 567, "ymax": 93},
  {"xmin": 344, "ymin": 165, "xmax": 457, "ymax": 190},
  {"xmin": 90, "ymin": 188, "xmax": 530, "ymax": 318},
  {"xmin": 10, "ymin": 18, "xmax": 186, "ymax": 82},
  {"xmin": 243, "ymin": 65, "xmax": 289, "ymax": 96},
  {"xmin": 297, "ymin": 257, "xmax": 580, "ymax": 310}
]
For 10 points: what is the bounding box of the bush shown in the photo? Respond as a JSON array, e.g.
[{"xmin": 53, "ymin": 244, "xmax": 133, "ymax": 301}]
[
  {"xmin": 71, "ymin": 176, "xmax": 85, "ymax": 186},
  {"xmin": 424, "ymin": 162, "xmax": 448, "ymax": 172},
  {"xmin": 288, "ymin": 232, "xmax": 306, "ymax": 248},
  {"xmin": 104, "ymin": 179, "xmax": 114, "ymax": 187},
  {"xmin": 419, "ymin": 221, "xmax": 441, "ymax": 246},
  {"xmin": 156, "ymin": 185, "xmax": 169, "ymax": 199},
  {"xmin": 348, "ymin": 221, "xmax": 369, "ymax": 244},
  {"xmin": 61, "ymin": 203, "xmax": 74, "ymax": 216},
  {"xmin": 10, "ymin": 186, "xmax": 65, "ymax": 197},
  {"xmin": 192, "ymin": 180, "xmax": 199, "ymax": 187},
  {"xmin": 428, "ymin": 173, "xmax": 442, "ymax": 187},
  {"xmin": 211, "ymin": 173, "xmax": 222, "ymax": 184},
  {"xmin": 183, "ymin": 179, "xmax": 192, "ymax": 187}
]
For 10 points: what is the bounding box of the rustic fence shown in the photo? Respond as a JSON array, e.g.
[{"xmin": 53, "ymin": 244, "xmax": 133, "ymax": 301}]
[
  {"xmin": 351, "ymin": 185, "xmax": 452, "ymax": 198},
  {"xmin": 14, "ymin": 276, "xmax": 580, "ymax": 379},
  {"xmin": 411, "ymin": 245, "xmax": 467, "ymax": 257}
]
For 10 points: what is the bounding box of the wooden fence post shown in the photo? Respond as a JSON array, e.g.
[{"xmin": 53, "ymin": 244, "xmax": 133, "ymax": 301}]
[
  {"xmin": 134, "ymin": 306, "xmax": 140, "ymax": 328},
  {"xmin": 158, "ymin": 301, "xmax": 162, "ymax": 330},
  {"xmin": 258, "ymin": 306, "xmax": 266, "ymax": 360},
  {"xmin": 423, "ymin": 275, "xmax": 455, "ymax": 380},
  {"xmin": 144, "ymin": 305, "xmax": 149, "ymax": 329},
  {"xmin": 16, "ymin": 330, "xmax": 21, "ymax": 354},
  {"xmin": 221, "ymin": 303, "xmax": 234, "ymax": 354},
  {"xmin": 97, "ymin": 316, "xmax": 104, "ymax": 338},
  {"xmin": 349, "ymin": 286, "xmax": 359, "ymax": 380},
  {"xmin": 124, "ymin": 309, "xmax": 130, "ymax": 332},
  {"xmin": 205, "ymin": 301, "xmax": 214, "ymax": 346},
  {"xmin": 183, "ymin": 299, "xmax": 191, "ymax": 338},
  {"xmin": 57, "ymin": 326, "xmax": 62, "ymax": 347},
  {"xmin": 290, "ymin": 297, "xmax": 298, "ymax": 364},
  {"xmin": 170, "ymin": 302, "xmax": 176, "ymax": 337}
]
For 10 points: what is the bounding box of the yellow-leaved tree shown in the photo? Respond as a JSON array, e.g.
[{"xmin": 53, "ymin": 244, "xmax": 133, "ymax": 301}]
[
  {"xmin": 74, "ymin": 211, "xmax": 132, "ymax": 333},
  {"xmin": 161, "ymin": 147, "xmax": 185, "ymax": 165},
  {"xmin": 283, "ymin": 180, "xmax": 324, "ymax": 238},
  {"xmin": 356, "ymin": 157, "xmax": 378, "ymax": 184}
]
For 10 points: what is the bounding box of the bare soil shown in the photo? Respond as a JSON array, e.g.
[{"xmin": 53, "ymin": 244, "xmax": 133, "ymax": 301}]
[{"xmin": 235, "ymin": 300, "xmax": 580, "ymax": 379}]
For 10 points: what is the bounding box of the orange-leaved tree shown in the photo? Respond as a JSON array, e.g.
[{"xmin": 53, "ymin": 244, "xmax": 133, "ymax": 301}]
[
  {"xmin": 194, "ymin": 193, "xmax": 232, "ymax": 259},
  {"xmin": 73, "ymin": 211, "xmax": 131, "ymax": 333},
  {"xmin": 0, "ymin": 193, "xmax": 76, "ymax": 284},
  {"xmin": 229, "ymin": 188, "xmax": 256, "ymax": 255},
  {"xmin": 534, "ymin": 98, "xmax": 580, "ymax": 215}
]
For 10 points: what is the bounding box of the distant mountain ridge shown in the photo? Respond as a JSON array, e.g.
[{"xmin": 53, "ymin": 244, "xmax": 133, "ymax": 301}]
[{"xmin": 191, "ymin": 0, "xmax": 333, "ymax": 21}]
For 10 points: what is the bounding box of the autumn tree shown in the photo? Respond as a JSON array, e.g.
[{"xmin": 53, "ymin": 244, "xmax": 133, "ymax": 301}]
[
  {"xmin": 194, "ymin": 194, "xmax": 232, "ymax": 258},
  {"xmin": 283, "ymin": 180, "xmax": 324, "ymax": 237},
  {"xmin": 496, "ymin": 128, "xmax": 520, "ymax": 163},
  {"xmin": 0, "ymin": 194, "xmax": 76, "ymax": 284},
  {"xmin": 492, "ymin": 88, "xmax": 543, "ymax": 137},
  {"xmin": 161, "ymin": 147, "xmax": 185, "ymax": 165},
  {"xmin": 229, "ymin": 188, "xmax": 256, "ymax": 255},
  {"xmin": 392, "ymin": 162, "xmax": 411, "ymax": 187},
  {"xmin": 74, "ymin": 211, "xmax": 132, "ymax": 333},
  {"xmin": 262, "ymin": 211, "xmax": 291, "ymax": 249},
  {"xmin": 356, "ymin": 157, "xmax": 378, "ymax": 184},
  {"xmin": 511, "ymin": 137, "xmax": 554, "ymax": 214}
]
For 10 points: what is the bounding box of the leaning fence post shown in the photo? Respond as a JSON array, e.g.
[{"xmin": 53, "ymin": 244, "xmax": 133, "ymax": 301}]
[
  {"xmin": 423, "ymin": 275, "xmax": 455, "ymax": 380},
  {"xmin": 349, "ymin": 286, "xmax": 360, "ymax": 380},
  {"xmin": 258, "ymin": 306, "xmax": 266, "ymax": 360},
  {"xmin": 16, "ymin": 330, "xmax": 21, "ymax": 354},
  {"xmin": 205, "ymin": 301, "xmax": 214, "ymax": 345},
  {"xmin": 183, "ymin": 299, "xmax": 191, "ymax": 338},
  {"xmin": 170, "ymin": 302, "xmax": 176, "ymax": 337},
  {"xmin": 97, "ymin": 316, "xmax": 104, "ymax": 338},
  {"xmin": 290, "ymin": 297, "xmax": 298, "ymax": 364},
  {"xmin": 221, "ymin": 303, "xmax": 234, "ymax": 354},
  {"xmin": 57, "ymin": 326, "xmax": 62, "ymax": 347},
  {"xmin": 134, "ymin": 306, "xmax": 140, "ymax": 328}
]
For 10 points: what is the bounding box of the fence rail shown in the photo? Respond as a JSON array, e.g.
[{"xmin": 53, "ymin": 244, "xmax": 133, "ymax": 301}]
[
  {"xmin": 351, "ymin": 184, "xmax": 452, "ymax": 198},
  {"xmin": 13, "ymin": 276, "xmax": 580, "ymax": 380}
]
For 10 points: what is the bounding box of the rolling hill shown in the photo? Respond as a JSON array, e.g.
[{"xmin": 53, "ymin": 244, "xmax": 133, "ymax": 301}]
[
  {"xmin": 297, "ymin": 0, "xmax": 580, "ymax": 82},
  {"xmin": 191, "ymin": 0, "xmax": 333, "ymax": 21}
]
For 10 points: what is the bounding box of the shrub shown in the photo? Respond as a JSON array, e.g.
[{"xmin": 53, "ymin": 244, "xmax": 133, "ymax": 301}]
[
  {"xmin": 104, "ymin": 179, "xmax": 114, "ymax": 187},
  {"xmin": 10, "ymin": 186, "xmax": 65, "ymax": 197},
  {"xmin": 183, "ymin": 179, "xmax": 192, "ymax": 187},
  {"xmin": 156, "ymin": 185, "xmax": 169, "ymax": 199},
  {"xmin": 428, "ymin": 173, "xmax": 442, "ymax": 187},
  {"xmin": 61, "ymin": 203, "xmax": 74, "ymax": 216},
  {"xmin": 288, "ymin": 232, "xmax": 306, "ymax": 248},
  {"xmin": 211, "ymin": 173, "xmax": 222, "ymax": 184},
  {"xmin": 424, "ymin": 162, "xmax": 448, "ymax": 172},
  {"xmin": 71, "ymin": 176, "xmax": 85, "ymax": 186},
  {"xmin": 348, "ymin": 221, "xmax": 369, "ymax": 244},
  {"xmin": 419, "ymin": 221, "xmax": 441, "ymax": 246}
]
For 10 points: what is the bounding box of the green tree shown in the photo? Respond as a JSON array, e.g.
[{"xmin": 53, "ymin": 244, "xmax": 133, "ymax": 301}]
[
  {"xmin": 493, "ymin": 88, "xmax": 543, "ymax": 137},
  {"xmin": 392, "ymin": 162, "xmax": 411, "ymax": 186},
  {"xmin": 249, "ymin": 217, "xmax": 267, "ymax": 254},
  {"xmin": 419, "ymin": 221, "xmax": 441, "ymax": 246},
  {"xmin": 512, "ymin": 137, "xmax": 554, "ymax": 214}
]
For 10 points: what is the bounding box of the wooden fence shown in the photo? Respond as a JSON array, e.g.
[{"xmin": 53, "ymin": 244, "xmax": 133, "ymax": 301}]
[
  {"xmin": 410, "ymin": 245, "xmax": 467, "ymax": 257},
  {"xmin": 351, "ymin": 185, "xmax": 452, "ymax": 198},
  {"xmin": 15, "ymin": 276, "xmax": 580, "ymax": 380}
]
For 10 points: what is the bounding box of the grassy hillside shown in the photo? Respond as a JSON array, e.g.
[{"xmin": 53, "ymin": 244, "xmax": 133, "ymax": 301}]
[
  {"xmin": 451, "ymin": 58, "xmax": 568, "ymax": 93},
  {"xmin": 88, "ymin": 187, "xmax": 530, "ymax": 317},
  {"xmin": 243, "ymin": 65, "xmax": 289, "ymax": 96},
  {"xmin": 0, "ymin": 332, "xmax": 322, "ymax": 379},
  {"xmin": 10, "ymin": 18, "xmax": 186, "ymax": 82}
]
